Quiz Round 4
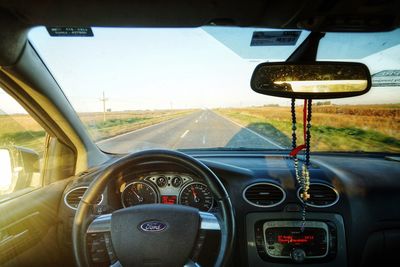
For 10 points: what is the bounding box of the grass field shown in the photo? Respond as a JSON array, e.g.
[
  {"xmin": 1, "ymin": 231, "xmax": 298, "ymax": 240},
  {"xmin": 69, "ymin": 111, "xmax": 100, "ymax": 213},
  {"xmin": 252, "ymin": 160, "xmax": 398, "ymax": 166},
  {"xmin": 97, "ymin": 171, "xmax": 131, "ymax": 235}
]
[
  {"xmin": 214, "ymin": 104, "xmax": 400, "ymax": 152},
  {"xmin": 0, "ymin": 109, "xmax": 196, "ymax": 153},
  {"xmin": 1, "ymin": 104, "xmax": 399, "ymax": 153},
  {"xmin": 79, "ymin": 109, "xmax": 196, "ymax": 141},
  {"xmin": 0, "ymin": 114, "xmax": 46, "ymax": 154}
]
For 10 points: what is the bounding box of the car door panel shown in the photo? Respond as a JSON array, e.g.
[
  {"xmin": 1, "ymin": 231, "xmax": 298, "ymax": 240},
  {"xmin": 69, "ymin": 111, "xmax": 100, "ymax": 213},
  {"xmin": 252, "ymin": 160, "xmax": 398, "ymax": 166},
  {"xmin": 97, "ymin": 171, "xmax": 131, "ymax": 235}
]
[{"xmin": 0, "ymin": 178, "xmax": 71, "ymax": 267}]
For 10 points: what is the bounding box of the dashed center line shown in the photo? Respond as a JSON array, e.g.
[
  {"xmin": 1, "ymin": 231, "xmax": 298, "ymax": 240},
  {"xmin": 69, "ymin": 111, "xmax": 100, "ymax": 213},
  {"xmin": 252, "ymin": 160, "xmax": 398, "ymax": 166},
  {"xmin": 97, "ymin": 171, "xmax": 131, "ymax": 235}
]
[
  {"xmin": 181, "ymin": 130, "xmax": 190, "ymax": 138},
  {"xmin": 202, "ymin": 135, "xmax": 206, "ymax": 144}
]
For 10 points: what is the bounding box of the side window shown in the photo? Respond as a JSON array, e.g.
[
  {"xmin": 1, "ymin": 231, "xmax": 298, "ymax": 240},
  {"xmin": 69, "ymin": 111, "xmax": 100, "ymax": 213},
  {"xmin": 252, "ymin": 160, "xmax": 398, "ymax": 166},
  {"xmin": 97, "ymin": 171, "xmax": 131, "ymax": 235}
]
[{"xmin": 0, "ymin": 86, "xmax": 47, "ymax": 201}]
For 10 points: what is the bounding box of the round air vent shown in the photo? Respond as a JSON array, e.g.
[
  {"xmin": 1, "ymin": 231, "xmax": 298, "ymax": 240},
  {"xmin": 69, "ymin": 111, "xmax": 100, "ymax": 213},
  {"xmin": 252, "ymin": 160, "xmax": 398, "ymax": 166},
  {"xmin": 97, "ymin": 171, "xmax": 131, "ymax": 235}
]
[
  {"xmin": 297, "ymin": 183, "xmax": 339, "ymax": 208},
  {"xmin": 64, "ymin": 186, "xmax": 103, "ymax": 210},
  {"xmin": 243, "ymin": 183, "xmax": 286, "ymax": 207}
]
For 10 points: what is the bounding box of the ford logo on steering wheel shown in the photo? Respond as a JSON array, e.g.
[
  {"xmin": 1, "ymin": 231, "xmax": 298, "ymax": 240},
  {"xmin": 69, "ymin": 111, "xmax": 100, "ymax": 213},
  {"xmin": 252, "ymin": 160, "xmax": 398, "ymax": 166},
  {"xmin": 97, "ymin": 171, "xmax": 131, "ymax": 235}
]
[{"xmin": 139, "ymin": 221, "xmax": 168, "ymax": 232}]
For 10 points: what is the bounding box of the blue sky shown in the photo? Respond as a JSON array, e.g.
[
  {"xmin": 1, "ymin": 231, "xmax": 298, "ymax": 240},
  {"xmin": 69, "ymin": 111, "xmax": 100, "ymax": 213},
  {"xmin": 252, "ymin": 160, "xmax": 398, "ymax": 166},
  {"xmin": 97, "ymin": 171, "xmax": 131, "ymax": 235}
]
[{"xmin": 22, "ymin": 26, "xmax": 400, "ymax": 113}]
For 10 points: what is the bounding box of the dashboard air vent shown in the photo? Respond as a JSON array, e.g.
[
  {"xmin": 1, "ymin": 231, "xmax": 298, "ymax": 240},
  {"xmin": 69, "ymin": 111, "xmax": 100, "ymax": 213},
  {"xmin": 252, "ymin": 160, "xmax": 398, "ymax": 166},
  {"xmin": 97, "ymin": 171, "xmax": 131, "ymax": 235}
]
[
  {"xmin": 298, "ymin": 183, "xmax": 339, "ymax": 207},
  {"xmin": 64, "ymin": 187, "xmax": 103, "ymax": 210},
  {"xmin": 243, "ymin": 183, "xmax": 286, "ymax": 207}
]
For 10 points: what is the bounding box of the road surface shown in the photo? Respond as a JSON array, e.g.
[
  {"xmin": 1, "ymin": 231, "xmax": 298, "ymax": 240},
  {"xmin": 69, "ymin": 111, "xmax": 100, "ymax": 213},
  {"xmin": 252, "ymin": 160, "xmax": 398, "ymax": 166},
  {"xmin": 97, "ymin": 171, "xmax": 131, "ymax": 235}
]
[{"xmin": 98, "ymin": 110, "xmax": 284, "ymax": 153}]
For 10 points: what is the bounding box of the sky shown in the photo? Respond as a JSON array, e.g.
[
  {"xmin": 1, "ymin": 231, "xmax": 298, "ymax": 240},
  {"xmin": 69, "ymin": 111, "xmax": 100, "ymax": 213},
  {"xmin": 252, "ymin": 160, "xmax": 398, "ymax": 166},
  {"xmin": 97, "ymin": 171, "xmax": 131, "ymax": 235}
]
[{"xmin": 3, "ymin": 26, "xmax": 399, "ymax": 114}]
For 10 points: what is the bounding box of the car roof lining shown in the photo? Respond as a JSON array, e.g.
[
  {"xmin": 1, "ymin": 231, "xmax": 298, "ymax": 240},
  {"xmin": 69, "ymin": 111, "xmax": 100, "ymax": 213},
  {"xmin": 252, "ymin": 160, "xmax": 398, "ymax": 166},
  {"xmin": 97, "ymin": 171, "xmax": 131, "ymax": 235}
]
[{"xmin": 0, "ymin": 0, "xmax": 399, "ymax": 65}]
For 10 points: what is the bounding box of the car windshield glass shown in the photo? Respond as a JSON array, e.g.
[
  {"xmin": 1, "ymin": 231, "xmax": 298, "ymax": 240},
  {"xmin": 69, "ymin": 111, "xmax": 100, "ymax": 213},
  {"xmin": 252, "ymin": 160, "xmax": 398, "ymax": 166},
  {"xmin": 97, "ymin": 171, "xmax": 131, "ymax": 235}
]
[{"xmin": 28, "ymin": 27, "xmax": 400, "ymax": 153}]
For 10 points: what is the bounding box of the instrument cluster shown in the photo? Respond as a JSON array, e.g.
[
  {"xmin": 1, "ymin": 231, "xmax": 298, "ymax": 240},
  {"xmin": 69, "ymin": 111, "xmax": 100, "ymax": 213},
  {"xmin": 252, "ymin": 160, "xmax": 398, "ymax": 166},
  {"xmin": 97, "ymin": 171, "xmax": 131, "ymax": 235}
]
[{"xmin": 119, "ymin": 172, "xmax": 214, "ymax": 212}]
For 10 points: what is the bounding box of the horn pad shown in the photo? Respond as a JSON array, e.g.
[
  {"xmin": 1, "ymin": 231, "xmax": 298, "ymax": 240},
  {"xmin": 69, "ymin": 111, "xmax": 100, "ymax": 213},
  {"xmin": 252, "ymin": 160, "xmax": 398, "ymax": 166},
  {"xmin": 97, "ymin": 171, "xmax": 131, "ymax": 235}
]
[{"xmin": 111, "ymin": 204, "xmax": 199, "ymax": 267}]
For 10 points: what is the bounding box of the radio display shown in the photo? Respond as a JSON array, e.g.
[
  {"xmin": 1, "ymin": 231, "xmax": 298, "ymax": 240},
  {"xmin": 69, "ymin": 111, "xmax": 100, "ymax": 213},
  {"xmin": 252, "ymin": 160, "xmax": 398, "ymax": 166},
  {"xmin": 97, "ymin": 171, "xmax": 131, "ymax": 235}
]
[
  {"xmin": 277, "ymin": 234, "xmax": 315, "ymax": 244},
  {"xmin": 264, "ymin": 225, "xmax": 328, "ymax": 258}
]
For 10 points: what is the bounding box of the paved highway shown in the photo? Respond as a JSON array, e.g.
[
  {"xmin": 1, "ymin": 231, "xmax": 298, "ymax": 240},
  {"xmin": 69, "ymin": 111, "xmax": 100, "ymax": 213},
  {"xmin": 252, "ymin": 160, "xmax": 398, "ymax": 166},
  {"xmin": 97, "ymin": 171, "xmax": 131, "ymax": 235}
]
[{"xmin": 98, "ymin": 110, "xmax": 284, "ymax": 153}]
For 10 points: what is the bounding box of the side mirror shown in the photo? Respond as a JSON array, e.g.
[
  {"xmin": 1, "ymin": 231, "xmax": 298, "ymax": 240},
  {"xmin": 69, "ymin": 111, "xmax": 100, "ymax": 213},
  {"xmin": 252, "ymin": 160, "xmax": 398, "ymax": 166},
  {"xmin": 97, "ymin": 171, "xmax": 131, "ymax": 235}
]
[
  {"xmin": 0, "ymin": 146, "xmax": 40, "ymax": 194},
  {"xmin": 15, "ymin": 146, "xmax": 40, "ymax": 173},
  {"xmin": 0, "ymin": 148, "xmax": 13, "ymax": 190}
]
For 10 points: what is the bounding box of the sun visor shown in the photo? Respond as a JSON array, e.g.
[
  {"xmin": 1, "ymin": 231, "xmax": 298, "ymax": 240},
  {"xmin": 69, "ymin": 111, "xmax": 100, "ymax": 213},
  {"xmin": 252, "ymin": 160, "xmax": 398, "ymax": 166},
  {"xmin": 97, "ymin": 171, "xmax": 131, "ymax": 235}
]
[
  {"xmin": 317, "ymin": 29, "xmax": 400, "ymax": 60},
  {"xmin": 202, "ymin": 27, "xmax": 309, "ymax": 61},
  {"xmin": 0, "ymin": 10, "xmax": 29, "ymax": 67}
]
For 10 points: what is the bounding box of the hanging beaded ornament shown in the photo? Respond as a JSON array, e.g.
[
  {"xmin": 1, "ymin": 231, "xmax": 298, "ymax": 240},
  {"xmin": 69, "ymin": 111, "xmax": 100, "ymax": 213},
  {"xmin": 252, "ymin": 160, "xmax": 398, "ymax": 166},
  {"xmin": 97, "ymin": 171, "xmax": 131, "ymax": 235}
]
[{"xmin": 290, "ymin": 98, "xmax": 312, "ymax": 230}]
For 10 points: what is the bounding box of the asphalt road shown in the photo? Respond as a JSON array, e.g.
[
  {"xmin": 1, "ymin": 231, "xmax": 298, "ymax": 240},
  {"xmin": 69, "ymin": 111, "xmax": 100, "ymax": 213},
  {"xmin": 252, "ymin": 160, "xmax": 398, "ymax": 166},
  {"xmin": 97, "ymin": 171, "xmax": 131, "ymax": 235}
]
[{"xmin": 98, "ymin": 110, "xmax": 284, "ymax": 153}]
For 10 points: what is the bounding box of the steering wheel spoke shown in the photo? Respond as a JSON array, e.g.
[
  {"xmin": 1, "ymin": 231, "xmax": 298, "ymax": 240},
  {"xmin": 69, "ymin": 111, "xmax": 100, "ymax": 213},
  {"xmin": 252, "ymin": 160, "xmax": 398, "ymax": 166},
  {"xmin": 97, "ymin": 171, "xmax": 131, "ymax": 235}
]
[
  {"xmin": 87, "ymin": 214, "xmax": 111, "ymax": 234},
  {"xmin": 199, "ymin": 211, "xmax": 220, "ymax": 231},
  {"xmin": 189, "ymin": 211, "xmax": 222, "ymax": 265},
  {"xmin": 86, "ymin": 214, "xmax": 117, "ymax": 265}
]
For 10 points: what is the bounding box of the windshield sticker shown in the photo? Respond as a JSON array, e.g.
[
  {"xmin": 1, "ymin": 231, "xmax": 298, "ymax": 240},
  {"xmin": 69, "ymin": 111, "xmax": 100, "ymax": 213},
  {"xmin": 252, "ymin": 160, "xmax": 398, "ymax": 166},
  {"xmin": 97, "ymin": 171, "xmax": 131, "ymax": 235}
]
[
  {"xmin": 46, "ymin": 27, "xmax": 94, "ymax": 37},
  {"xmin": 250, "ymin": 31, "xmax": 301, "ymax": 46},
  {"xmin": 372, "ymin": 70, "xmax": 400, "ymax": 87}
]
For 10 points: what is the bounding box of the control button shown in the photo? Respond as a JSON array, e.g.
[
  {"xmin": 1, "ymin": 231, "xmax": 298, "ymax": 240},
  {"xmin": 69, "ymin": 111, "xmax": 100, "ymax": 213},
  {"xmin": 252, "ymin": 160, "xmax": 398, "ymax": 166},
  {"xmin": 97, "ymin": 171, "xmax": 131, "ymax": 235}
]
[
  {"xmin": 266, "ymin": 232, "xmax": 275, "ymax": 245},
  {"xmin": 104, "ymin": 233, "xmax": 116, "ymax": 261},
  {"xmin": 255, "ymin": 226, "xmax": 262, "ymax": 234},
  {"xmin": 291, "ymin": 248, "xmax": 306, "ymax": 263},
  {"xmin": 267, "ymin": 238, "xmax": 275, "ymax": 245},
  {"xmin": 255, "ymin": 238, "xmax": 264, "ymax": 246}
]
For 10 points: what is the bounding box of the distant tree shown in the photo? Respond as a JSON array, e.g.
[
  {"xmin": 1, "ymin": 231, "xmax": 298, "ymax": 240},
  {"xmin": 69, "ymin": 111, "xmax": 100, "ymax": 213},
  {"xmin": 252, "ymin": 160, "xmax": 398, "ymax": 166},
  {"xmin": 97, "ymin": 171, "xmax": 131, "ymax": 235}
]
[
  {"xmin": 315, "ymin": 101, "xmax": 331, "ymax": 106},
  {"xmin": 263, "ymin": 104, "xmax": 280, "ymax": 107}
]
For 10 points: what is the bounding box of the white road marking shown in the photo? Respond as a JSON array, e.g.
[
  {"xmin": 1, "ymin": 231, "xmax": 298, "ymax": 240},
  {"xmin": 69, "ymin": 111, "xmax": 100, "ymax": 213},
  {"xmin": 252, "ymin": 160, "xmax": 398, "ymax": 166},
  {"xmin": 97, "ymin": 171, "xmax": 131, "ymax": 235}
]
[
  {"xmin": 202, "ymin": 135, "xmax": 206, "ymax": 144},
  {"xmin": 181, "ymin": 130, "xmax": 190, "ymax": 138}
]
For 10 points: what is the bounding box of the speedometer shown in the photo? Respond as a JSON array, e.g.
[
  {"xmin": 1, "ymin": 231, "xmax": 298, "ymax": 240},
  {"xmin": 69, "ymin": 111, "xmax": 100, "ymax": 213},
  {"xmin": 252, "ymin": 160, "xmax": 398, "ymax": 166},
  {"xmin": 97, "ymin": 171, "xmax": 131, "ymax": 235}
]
[
  {"xmin": 179, "ymin": 182, "xmax": 213, "ymax": 211},
  {"xmin": 121, "ymin": 182, "xmax": 158, "ymax": 208}
]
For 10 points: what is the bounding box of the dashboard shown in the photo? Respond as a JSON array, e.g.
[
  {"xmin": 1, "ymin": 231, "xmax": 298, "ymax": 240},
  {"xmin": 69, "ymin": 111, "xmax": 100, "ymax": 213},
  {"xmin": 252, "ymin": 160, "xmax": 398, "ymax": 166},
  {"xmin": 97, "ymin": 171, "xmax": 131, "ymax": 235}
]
[
  {"xmin": 117, "ymin": 172, "xmax": 214, "ymax": 212},
  {"xmin": 59, "ymin": 152, "xmax": 400, "ymax": 267}
]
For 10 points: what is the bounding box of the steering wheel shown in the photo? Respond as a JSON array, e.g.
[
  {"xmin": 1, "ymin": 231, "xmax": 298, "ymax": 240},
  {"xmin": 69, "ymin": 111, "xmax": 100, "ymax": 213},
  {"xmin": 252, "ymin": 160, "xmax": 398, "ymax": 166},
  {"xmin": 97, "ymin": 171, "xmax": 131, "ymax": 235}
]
[{"xmin": 72, "ymin": 149, "xmax": 235, "ymax": 267}]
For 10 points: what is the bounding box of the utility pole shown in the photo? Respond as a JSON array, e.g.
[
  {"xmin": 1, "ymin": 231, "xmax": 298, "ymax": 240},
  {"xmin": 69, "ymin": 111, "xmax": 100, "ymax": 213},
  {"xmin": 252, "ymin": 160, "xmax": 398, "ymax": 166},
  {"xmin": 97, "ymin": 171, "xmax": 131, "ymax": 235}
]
[{"xmin": 99, "ymin": 91, "xmax": 108, "ymax": 122}]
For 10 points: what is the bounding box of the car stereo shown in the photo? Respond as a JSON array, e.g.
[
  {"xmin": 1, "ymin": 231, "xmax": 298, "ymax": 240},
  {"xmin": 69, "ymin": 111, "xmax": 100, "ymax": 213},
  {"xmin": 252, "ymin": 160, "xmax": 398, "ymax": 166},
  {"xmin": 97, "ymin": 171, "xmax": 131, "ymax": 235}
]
[{"xmin": 254, "ymin": 220, "xmax": 337, "ymax": 263}]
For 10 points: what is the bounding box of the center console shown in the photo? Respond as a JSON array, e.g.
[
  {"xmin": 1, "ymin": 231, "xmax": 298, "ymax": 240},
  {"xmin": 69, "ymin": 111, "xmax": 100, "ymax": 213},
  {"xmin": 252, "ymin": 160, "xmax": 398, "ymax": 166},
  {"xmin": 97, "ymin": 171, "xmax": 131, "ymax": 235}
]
[{"xmin": 246, "ymin": 213, "xmax": 346, "ymax": 267}]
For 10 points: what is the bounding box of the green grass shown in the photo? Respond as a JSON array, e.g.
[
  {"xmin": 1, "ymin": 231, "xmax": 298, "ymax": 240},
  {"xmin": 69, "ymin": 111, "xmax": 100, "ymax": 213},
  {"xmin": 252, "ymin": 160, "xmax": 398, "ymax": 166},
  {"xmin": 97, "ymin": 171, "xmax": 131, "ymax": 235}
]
[
  {"xmin": 88, "ymin": 117, "xmax": 151, "ymax": 129},
  {"xmin": 0, "ymin": 130, "xmax": 46, "ymax": 142},
  {"xmin": 216, "ymin": 108, "xmax": 400, "ymax": 153},
  {"xmin": 82, "ymin": 110, "xmax": 197, "ymax": 141},
  {"xmin": 0, "ymin": 110, "xmax": 197, "ymax": 154},
  {"xmin": 311, "ymin": 125, "xmax": 400, "ymax": 151},
  {"xmin": 0, "ymin": 130, "xmax": 46, "ymax": 154},
  {"xmin": 2, "ymin": 106, "xmax": 399, "ymax": 154},
  {"xmin": 247, "ymin": 122, "xmax": 292, "ymax": 147}
]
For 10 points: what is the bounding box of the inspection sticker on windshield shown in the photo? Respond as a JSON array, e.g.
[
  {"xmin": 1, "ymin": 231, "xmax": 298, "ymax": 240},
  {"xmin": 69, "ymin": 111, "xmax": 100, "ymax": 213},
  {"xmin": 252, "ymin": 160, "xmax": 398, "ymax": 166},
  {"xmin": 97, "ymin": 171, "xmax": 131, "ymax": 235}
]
[
  {"xmin": 47, "ymin": 27, "xmax": 94, "ymax": 37},
  {"xmin": 250, "ymin": 31, "xmax": 301, "ymax": 46},
  {"xmin": 372, "ymin": 70, "xmax": 400, "ymax": 87}
]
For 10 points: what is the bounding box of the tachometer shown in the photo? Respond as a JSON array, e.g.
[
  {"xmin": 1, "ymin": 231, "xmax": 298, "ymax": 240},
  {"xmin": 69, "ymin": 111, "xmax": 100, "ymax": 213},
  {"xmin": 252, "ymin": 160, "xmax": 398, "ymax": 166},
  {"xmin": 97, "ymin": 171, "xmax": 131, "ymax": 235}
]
[
  {"xmin": 121, "ymin": 182, "xmax": 158, "ymax": 207},
  {"xmin": 179, "ymin": 182, "xmax": 213, "ymax": 211}
]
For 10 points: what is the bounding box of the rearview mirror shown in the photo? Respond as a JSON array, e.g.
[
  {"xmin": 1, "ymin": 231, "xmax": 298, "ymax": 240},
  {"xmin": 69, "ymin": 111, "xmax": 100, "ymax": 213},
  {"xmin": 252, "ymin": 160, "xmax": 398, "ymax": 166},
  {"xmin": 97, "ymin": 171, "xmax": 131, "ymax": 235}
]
[
  {"xmin": 0, "ymin": 148, "xmax": 13, "ymax": 190},
  {"xmin": 251, "ymin": 62, "xmax": 371, "ymax": 99}
]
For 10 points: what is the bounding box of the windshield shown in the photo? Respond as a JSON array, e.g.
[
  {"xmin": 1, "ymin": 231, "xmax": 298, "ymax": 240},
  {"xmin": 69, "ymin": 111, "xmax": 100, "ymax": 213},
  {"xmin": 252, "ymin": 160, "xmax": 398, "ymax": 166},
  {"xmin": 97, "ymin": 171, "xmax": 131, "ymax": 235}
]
[{"xmin": 28, "ymin": 27, "xmax": 400, "ymax": 153}]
